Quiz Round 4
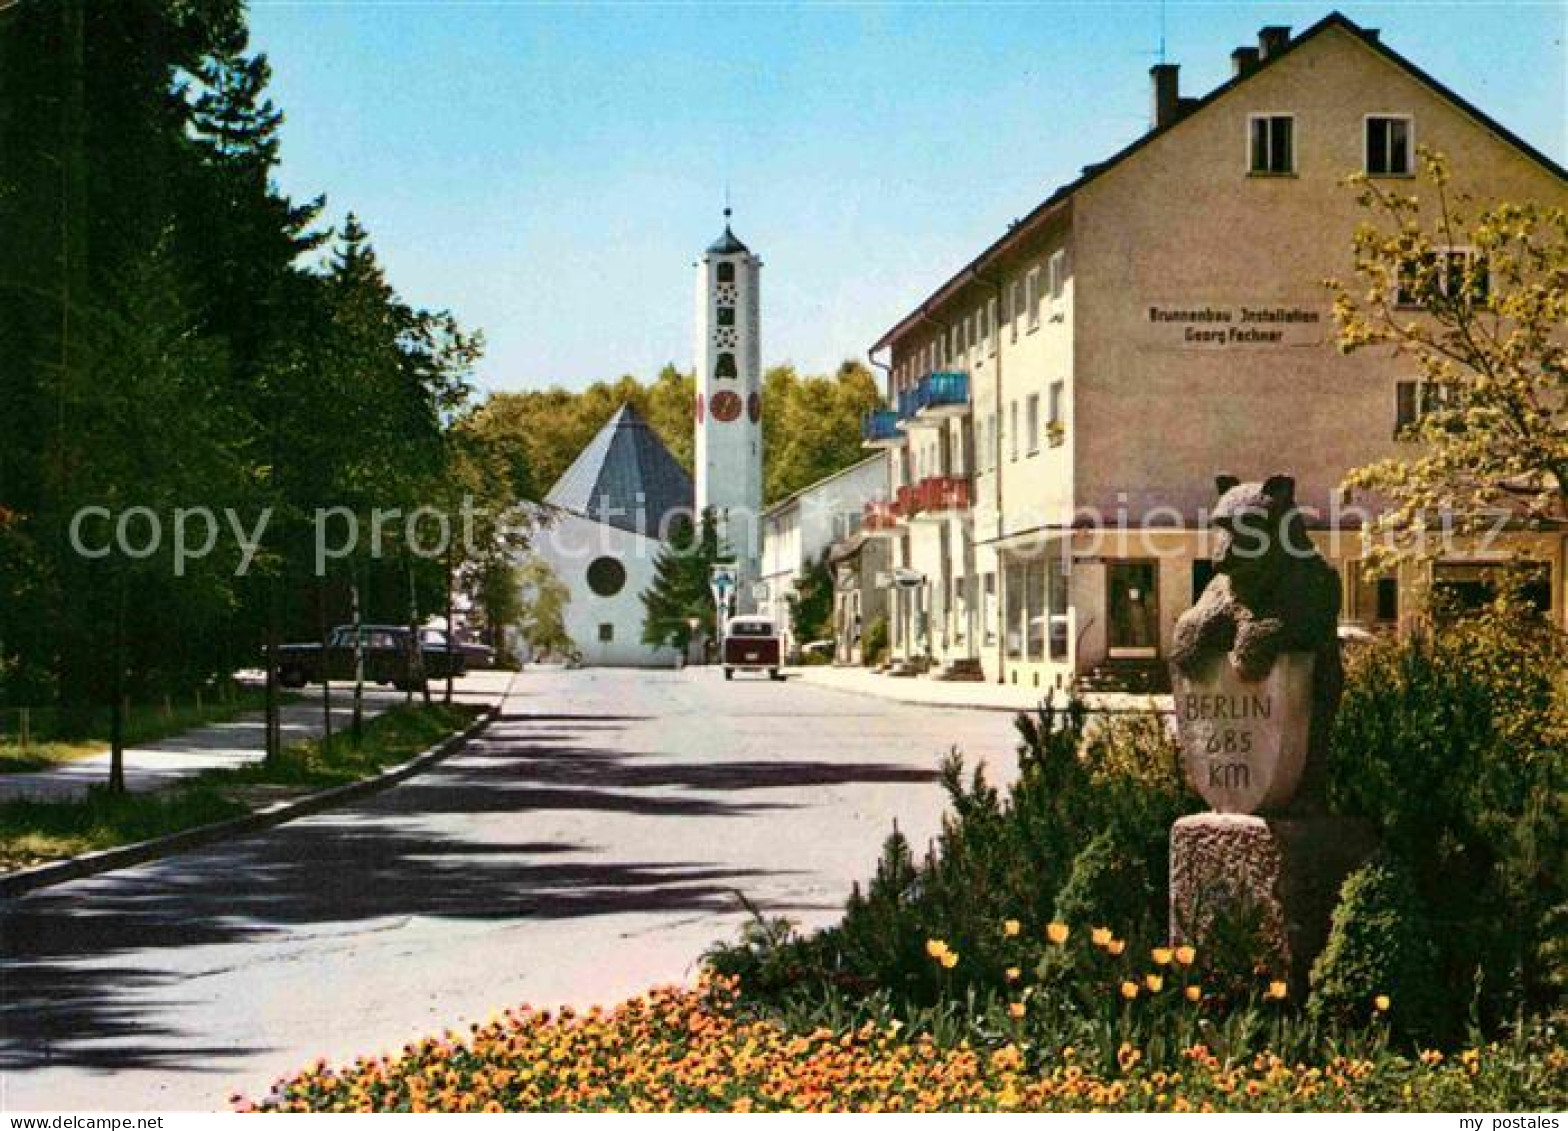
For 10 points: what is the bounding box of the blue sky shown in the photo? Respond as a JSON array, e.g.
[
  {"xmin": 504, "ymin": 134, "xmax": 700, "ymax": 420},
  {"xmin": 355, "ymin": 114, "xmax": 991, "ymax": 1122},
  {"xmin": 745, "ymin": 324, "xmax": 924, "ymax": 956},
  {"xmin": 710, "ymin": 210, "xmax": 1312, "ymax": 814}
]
[{"xmin": 249, "ymin": 1, "xmax": 1566, "ymax": 393}]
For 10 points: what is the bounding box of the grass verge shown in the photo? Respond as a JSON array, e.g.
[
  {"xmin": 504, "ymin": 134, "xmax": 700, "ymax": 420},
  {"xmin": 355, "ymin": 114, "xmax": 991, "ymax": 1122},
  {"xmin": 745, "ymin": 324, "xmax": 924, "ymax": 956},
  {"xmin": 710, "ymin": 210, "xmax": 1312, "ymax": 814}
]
[
  {"xmin": 0, "ymin": 701, "xmax": 481, "ymax": 871},
  {"xmin": 0, "ymin": 687, "xmax": 298, "ymax": 774}
]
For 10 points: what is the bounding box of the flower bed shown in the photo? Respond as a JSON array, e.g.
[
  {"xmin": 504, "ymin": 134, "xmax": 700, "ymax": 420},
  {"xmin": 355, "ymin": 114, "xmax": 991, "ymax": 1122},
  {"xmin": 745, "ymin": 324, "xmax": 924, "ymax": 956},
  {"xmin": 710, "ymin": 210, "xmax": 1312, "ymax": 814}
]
[{"xmin": 243, "ymin": 980, "xmax": 1565, "ymax": 1112}]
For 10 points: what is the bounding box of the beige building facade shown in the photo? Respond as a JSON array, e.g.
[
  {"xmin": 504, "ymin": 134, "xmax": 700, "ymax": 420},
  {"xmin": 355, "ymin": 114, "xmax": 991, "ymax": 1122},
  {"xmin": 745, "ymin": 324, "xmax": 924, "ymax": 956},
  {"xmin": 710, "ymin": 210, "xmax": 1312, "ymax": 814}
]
[{"xmin": 861, "ymin": 13, "xmax": 1568, "ymax": 690}]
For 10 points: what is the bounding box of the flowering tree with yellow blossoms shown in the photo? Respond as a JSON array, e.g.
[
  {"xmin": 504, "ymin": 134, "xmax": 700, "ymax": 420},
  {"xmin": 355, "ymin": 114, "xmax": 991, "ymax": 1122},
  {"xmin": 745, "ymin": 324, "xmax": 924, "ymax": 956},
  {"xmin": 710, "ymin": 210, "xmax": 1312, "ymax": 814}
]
[{"xmin": 1327, "ymin": 148, "xmax": 1568, "ymax": 563}]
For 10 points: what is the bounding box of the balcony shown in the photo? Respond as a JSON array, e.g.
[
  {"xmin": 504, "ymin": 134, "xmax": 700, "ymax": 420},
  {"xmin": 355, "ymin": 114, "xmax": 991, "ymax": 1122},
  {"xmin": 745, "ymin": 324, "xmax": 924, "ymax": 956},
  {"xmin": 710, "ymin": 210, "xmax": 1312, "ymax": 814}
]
[
  {"xmin": 862, "ymin": 498, "xmax": 902, "ymax": 536},
  {"xmin": 895, "ymin": 370, "xmax": 970, "ymax": 428},
  {"xmin": 860, "ymin": 408, "xmax": 903, "ymax": 449},
  {"xmin": 910, "ymin": 475, "xmax": 972, "ymax": 519},
  {"xmin": 918, "ymin": 371, "xmax": 970, "ymax": 419}
]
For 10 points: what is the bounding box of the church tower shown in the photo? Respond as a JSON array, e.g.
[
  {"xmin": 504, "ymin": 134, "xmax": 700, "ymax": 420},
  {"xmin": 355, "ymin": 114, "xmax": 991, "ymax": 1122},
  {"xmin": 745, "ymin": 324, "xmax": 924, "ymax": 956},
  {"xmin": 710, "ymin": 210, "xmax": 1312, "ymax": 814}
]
[{"xmin": 694, "ymin": 211, "xmax": 763, "ymax": 603}]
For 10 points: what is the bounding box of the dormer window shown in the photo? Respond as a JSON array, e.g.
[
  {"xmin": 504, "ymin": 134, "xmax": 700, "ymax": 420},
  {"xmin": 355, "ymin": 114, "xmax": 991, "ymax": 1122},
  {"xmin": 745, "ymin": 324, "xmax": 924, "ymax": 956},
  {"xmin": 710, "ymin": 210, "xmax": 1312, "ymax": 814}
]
[{"xmin": 1248, "ymin": 114, "xmax": 1295, "ymax": 175}]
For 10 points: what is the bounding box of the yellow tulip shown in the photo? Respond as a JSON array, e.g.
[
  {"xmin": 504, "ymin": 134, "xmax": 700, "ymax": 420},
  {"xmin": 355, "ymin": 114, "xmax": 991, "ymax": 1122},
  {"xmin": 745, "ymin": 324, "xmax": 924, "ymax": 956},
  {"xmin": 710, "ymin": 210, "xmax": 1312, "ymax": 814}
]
[
  {"xmin": 940, "ymin": 951, "xmax": 959, "ymax": 969},
  {"xmin": 1046, "ymin": 922, "xmax": 1070, "ymax": 945},
  {"xmin": 1106, "ymin": 938, "xmax": 1126, "ymax": 956},
  {"xmin": 1119, "ymin": 981, "xmax": 1139, "ymax": 1000},
  {"xmin": 1144, "ymin": 973, "xmax": 1164, "ymax": 992},
  {"xmin": 1008, "ymin": 1001, "xmax": 1026, "ymax": 1019},
  {"xmin": 1266, "ymin": 980, "xmax": 1288, "ymax": 1001},
  {"xmin": 1090, "ymin": 926, "xmax": 1112, "ymax": 947},
  {"xmin": 925, "ymin": 939, "xmax": 948, "ymax": 959},
  {"xmin": 1005, "ymin": 966, "xmax": 1021, "ymax": 982},
  {"xmin": 1374, "ymin": 994, "xmax": 1391, "ymax": 1013},
  {"xmin": 1003, "ymin": 919, "xmax": 1021, "ymax": 938},
  {"xmin": 1151, "ymin": 947, "xmax": 1173, "ymax": 966},
  {"xmin": 1174, "ymin": 945, "xmax": 1196, "ymax": 966},
  {"xmin": 1184, "ymin": 985, "xmax": 1202, "ymax": 1003}
]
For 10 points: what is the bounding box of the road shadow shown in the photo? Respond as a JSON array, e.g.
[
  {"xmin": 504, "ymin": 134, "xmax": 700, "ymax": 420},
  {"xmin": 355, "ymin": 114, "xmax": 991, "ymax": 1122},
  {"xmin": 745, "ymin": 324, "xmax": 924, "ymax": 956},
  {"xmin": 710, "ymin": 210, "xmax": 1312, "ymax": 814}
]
[{"xmin": 0, "ymin": 705, "xmax": 936, "ymax": 1074}]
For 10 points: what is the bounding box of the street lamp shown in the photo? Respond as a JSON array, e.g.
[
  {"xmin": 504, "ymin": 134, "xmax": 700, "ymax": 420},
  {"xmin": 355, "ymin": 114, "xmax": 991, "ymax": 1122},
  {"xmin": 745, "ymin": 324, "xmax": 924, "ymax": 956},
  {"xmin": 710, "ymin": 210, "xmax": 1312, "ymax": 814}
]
[{"xmin": 686, "ymin": 615, "xmax": 701, "ymax": 665}]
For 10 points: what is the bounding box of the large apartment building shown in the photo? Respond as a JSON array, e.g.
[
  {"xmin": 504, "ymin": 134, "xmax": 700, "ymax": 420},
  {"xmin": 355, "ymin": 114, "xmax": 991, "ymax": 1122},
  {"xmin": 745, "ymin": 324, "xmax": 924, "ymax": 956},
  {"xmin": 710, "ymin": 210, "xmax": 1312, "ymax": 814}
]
[{"xmin": 859, "ymin": 12, "xmax": 1567, "ymax": 690}]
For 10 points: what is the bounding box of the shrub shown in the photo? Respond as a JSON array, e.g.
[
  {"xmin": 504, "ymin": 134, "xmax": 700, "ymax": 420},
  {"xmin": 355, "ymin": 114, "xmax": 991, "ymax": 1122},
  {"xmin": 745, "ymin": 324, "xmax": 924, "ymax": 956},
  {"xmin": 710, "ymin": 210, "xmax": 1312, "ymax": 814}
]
[
  {"xmin": 1328, "ymin": 597, "xmax": 1567, "ymax": 1026},
  {"xmin": 862, "ymin": 616, "xmax": 889, "ymax": 666},
  {"xmin": 709, "ymin": 696, "xmax": 1195, "ymax": 1012},
  {"xmin": 1309, "ymin": 856, "xmax": 1442, "ymax": 1039}
]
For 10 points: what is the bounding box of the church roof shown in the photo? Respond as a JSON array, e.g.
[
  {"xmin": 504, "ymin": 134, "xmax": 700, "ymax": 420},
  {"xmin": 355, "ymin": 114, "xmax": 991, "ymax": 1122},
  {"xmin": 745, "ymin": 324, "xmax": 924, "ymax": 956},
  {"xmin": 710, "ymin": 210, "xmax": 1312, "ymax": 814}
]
[
  {"xmin": 544, "ymin": 404, "xmax": 694, "ymax": 539},
  {"xmin": 707, "ymin": 225, "xmax": 750, "ymax": 255}
]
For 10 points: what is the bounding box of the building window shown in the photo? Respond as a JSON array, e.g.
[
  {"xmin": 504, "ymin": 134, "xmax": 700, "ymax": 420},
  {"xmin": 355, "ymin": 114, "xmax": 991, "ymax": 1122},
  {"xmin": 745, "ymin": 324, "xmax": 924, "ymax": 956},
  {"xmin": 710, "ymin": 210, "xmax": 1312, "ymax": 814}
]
[
  {"xmin": 1375, "ymin": 578, "xmax": 1399, "ymax": 623},
  {"xmin": 587, "ymin": 556, "xmax": 627, "ymax": 597},
  {"xmin": 716, "ymin": 261, "xmax": 735, "ymax": 284},
  {"xmin": 716, "ymin": 306, "xmax": 735, "ymax": 327},
  {"xmin": 598, "ymin": 622, "xmax": 614, "ymax": 642},
  {"xmin": 1025, "ymin": 558, "xmax": 1045, "ymax": 661},
  {"xmin": 1365, "ymin": 115, "xmax": 1412, "ymax": 176},
  {"xmin": 1248, "ymin": 114, "xmax": 1295, "ymax": 174},
  {"xmin": 1010, "ymin": 279, "xmax": 1024, "ymax": 342},
  {"xmin": 983, "ymin": 572, "xmax": 998, "ymax": 646},
  {"xmin": 1004, "ymin": 563, "xmax": 1025, "ymax": 659},
  {"xmin": 1395, "ymin": 379, "xmax": 1455, "ymax": 437},
  {"xmin": 1397, "ymin": 247, "xmax": 1489, "ymax": 308},
  {"xmin": 1047, "ymin": 554, "xmax": 1069, "ymax": 661},
  {"xmin": 1025, "ymin": 394, "xmax": 1040, "ymax": 455},
  {"xmin": 715, "ymin": 352, "xmax": 737, "ymax": 379},
  {"xmin": 987, "ymin": 297, "xmax": 999, "ymax": 356},
  {"xmin": 1026, "ymin": 268, "xmax": 1042, "ymax": 331},
  {"xmin": 1009, "ymin": 401, "xmax": 1019, "ymax": 462},
  {"xmin": 1047, "ymin": 250, "xmax": 1067, "ymax": 313},
  {"xmin": 1047, "ymin": 380, "xmax": 1065, "ymax": 446}
]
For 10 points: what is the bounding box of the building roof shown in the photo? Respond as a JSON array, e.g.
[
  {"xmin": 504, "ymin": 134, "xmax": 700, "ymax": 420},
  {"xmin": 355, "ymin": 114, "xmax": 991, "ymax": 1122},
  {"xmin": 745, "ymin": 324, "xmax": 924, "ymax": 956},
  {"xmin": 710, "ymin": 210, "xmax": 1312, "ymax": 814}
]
[
  {"xmin": 871, "ymin": 10, "xmax": 1568, "ymax": 353},
  {"xmin": 762, "ymin": 453, "xmax": 888, "ymax": 521},
  {"xmin": 544, "ymin": 404, "xmax": 694, "ymax": 539},
  {"xmin": 707, "ymin": 225, "xmax": 751, "ymax": 255}
]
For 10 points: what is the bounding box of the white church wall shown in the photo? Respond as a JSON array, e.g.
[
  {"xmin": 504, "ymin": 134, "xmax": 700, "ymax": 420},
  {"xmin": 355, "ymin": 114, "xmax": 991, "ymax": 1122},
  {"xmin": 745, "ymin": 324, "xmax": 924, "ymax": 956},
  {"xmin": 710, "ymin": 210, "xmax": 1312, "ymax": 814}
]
[{"xmin": 529, "ymin": 508, "xmax": 681, "ymax": 668}]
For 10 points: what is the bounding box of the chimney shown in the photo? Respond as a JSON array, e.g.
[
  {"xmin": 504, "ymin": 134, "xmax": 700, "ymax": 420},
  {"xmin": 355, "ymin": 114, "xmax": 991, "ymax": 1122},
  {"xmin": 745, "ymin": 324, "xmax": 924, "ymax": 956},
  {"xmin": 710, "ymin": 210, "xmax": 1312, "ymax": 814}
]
[
  {"xmin": 1258, "ymin": 25, "xmax": 1291, "ymax": 59},
  {"xmin": 1231, "ymin": 46, "xmax": 1260, "ymax": 76},
  {"xmin": 1150, "ymin": 63, "xmax": 1180, "ymax": 130}
]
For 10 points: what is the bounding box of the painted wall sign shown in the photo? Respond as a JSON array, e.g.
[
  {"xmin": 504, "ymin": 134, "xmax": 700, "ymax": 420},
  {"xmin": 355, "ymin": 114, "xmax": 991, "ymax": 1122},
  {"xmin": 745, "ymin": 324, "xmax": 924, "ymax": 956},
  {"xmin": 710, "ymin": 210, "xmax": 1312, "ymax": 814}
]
[{"xmin": 1145, "ymin": 304, "xmax": 1325, "ymax": 349}]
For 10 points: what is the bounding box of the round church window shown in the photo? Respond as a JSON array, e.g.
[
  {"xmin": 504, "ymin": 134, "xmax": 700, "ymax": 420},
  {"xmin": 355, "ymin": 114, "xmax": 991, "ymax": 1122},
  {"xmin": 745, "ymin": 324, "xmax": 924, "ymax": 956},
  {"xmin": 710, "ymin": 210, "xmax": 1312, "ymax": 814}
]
[{"xmin": 587, "ymin": 556, "xmax": 627, "ymax": 597}]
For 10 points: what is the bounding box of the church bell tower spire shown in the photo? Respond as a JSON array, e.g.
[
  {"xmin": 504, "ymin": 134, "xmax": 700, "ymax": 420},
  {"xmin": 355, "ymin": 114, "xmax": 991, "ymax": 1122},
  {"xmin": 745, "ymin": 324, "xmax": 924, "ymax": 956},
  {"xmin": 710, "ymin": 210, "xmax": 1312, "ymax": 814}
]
[{"xmin": 694, "ymin": 208, "xmax": 764, "ymax": 607}]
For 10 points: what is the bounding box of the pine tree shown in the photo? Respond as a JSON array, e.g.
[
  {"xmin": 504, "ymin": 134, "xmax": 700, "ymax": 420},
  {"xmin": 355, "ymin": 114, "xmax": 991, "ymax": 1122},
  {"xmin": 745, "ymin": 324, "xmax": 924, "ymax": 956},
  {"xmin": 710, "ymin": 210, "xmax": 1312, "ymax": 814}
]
[{"xmin": 641, "ymin": 510, "xmax": 728, "ymax": 651}]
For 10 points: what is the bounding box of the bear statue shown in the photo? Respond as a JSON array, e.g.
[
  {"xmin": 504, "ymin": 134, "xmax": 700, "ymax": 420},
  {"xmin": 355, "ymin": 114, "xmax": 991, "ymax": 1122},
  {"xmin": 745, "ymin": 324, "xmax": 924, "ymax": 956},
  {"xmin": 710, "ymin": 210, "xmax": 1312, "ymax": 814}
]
[{"xmin": 1170, "ymin": 474, "xmax": 1342, "ymax": 811}]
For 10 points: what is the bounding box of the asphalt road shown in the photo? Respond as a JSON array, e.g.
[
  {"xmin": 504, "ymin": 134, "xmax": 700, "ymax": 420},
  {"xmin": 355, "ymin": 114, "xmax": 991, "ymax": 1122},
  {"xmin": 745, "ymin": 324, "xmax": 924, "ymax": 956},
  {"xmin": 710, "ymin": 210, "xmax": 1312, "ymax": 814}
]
[{"xmin": 0, "ymin": 666, "xmax": 1021, "ymax": 1111}]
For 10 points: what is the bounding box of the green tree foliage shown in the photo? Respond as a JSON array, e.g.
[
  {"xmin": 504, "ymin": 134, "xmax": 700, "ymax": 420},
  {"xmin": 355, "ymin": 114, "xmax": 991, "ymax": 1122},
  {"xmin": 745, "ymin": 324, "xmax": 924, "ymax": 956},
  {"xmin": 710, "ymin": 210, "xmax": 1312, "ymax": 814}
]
[
  {"xmin": 762, "ymin": 361, "xmax": 881, "ymax": 504},
  {"xmin": 514, "ymin": 556, "xmax": 573, "ymax": 658},
  {"xmin": 786, "ymin": 552, "xmax": 835, "ymax": 646},
  {"xmin": 1328, "ymin": 149, "xmax": 1568, "ymax": 557},
  {"xmin": 467, "ymin": 359, "xmax": 877, "ymax": 506},
  {"xmin": 0, "ymin": 1, "xmax": 493, "ymax": 780},
  {"xmin": 1327, "ymin": 594, "xmax": 1567, "ymax": 1027},
  {"xmin": 641, "ymin": 510, "xmax": 727, "ymax": 652},
  {"xmin": 1309, "ymin": 857, "xmax": 1442, "ymax": 1040}
]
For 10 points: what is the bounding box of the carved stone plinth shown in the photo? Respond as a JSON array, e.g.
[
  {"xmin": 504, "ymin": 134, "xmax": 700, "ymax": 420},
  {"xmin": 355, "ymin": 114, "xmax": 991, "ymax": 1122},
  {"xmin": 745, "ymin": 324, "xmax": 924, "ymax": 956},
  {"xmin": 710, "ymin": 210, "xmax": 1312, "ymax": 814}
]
[{"xmin": 1170, "ymin": 812, "xmax": 1375, "ymax": 991}]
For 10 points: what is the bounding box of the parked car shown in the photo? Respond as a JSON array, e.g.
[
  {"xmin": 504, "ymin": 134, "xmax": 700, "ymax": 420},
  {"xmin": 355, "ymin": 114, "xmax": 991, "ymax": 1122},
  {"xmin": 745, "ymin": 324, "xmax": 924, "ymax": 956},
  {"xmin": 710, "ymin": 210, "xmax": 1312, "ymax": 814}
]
[
  {"xmin": 723, "ymin": 616, "xmax": 783, "ymax": 681},
  {"xmin": 277, "ymin": 624, "xmax": 467, "ymax": 691},
  {"xmin": 419, "ymin": 628, "xmax": 496, "ymax": 670}
]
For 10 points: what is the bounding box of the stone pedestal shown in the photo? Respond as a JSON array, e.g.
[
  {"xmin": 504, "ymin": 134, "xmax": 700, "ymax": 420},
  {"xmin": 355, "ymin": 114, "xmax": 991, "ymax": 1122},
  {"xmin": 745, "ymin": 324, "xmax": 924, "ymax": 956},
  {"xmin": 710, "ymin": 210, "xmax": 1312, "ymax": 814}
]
[{"xmin": 1170, "ymin": 812, "xmax": 1375, "ymax": 992}]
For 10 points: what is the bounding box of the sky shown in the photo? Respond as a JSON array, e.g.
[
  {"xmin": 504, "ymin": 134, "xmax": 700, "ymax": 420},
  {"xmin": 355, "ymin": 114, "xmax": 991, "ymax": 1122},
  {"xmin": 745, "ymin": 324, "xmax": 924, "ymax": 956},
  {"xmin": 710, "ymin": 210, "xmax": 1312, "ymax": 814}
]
[{"xmin": 248, "ymin": 1, "xmax": 1567, "ymax": 394}]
